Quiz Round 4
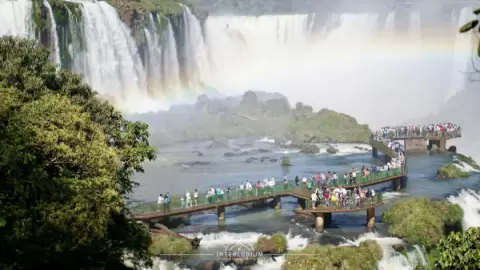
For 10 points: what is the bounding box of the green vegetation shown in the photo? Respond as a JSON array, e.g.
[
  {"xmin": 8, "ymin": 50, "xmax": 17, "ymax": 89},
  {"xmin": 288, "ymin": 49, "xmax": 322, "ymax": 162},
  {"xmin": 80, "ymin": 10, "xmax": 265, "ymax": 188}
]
[
  {"xmin": 288, "ymin": 108, "xmax": 371, "ymax": 144},
  {"xmin": 435, "ymin": 227, "xmax": 480, "ymax": 269},
  {"xmin": 455, "ymin": 153, "xmax": 480, "ymax": 170},
  {"xmin": 282, "ymin": 240, "xmax": 382, "ymax": 270},
  {"xmin": 149, "ymin": 234, "xmax": 193, "ymax": 259},
  {"xmin": 255, "ymin": 233, "xmax": 288, "ymax": 254},
  {"xmin": 327, "ymin": 145, "xmax": 338, "ymax": 154},
  {"xmin": 0, "ymin": 36, "xmax": 156, "ymax": 269},
  {"xmin": 281, "ymin": 158, "xmax": 292, "ymax": 167},
  {"xmin": 383, "ymin": 198, "xmax": 463, "ymax": 248},
  {"xmin": 149, "ymin": 92, "xmax": 371, "ymax": 146},
  {"xmin": 436, "ymin": 164, "xmax": 471, "ymax": 179}
]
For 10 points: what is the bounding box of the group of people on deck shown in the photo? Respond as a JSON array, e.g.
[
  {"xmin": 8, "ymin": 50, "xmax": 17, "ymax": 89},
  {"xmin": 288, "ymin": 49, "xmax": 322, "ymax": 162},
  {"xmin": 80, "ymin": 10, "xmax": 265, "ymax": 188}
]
[
  {"xmin": 374, "ymin": 123, "xmax": 461, "ymax": 139},
  {"xmin": 310, "ymin": 185, "xmax": 376, "ymax": 208}
]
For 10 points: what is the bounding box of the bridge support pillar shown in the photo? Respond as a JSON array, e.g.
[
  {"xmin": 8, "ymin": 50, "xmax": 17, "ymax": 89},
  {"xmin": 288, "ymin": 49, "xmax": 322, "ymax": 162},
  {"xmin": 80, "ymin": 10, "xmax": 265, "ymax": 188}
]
[
  {"xmin": 297, "ymin": 198, "xmax": 306, "ymax": 210},
  {"xmin": 274, "ymin": 196, "xmax": 281, "ymax": 210},
  {"xmin": 367, "ymin": 208, "xmax": 375, "ymax": 229},
  {"xmin": 315, "ymin": 213, "xmax": 324, "ymax": 233},
  {"xmin": 324, "ymin": 213, "xmax": 332, "ymax": 225},
  {"xmin": 372, "ymin": 147, "xmax": 378, "ymax": 159},
  {"xmin": 217, "ymin": 206, "xmax": 225, "ymax": 221},
  {"xmin": 393, "ymin": 177, "xmax": 401, "ymax": 191}
]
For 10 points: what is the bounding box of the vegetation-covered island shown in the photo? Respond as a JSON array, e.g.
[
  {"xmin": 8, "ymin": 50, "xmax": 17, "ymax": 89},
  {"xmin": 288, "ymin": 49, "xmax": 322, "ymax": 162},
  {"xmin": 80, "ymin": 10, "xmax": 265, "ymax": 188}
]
[
  {"xmin": 436, "ymin": 153, "xmax": 480, "ymax": 179},
  {"xmin": 133, "ymin": 91, "xmax": 372, "ymax": 148}
]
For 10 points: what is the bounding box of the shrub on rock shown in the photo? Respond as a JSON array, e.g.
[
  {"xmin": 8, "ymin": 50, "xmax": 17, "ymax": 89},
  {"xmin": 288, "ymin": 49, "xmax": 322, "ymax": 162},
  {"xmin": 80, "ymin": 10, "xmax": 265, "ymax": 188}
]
[
  {"xmin": 282, "ymin": 240, "xmax": 383, "ymax": 270},
  {"xmin": 281, "ymin": 157, "xmax": 292, "ymax": 167},
  {"xmin": 437, "ymin": 164, "xmax": 470, "ymax": 179},
  {"xmin": 255, "ymin": 232, "xmax": 288, "ymax": 254},
  {"xmin": 149, "ymin": 234, "xmax": 192, "ymax": 260},
  {"xmin": 383, "ymin": 198, "xmax": 463, "ymax": 247},
  {"xmin": 326, "ymin": 145, "xmax": 338, "ymax": 154}
]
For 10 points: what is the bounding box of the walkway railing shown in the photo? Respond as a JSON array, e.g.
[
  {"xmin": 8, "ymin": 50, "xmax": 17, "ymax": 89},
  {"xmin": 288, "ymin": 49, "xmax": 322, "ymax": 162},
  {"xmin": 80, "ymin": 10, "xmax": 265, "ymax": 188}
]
[
  {"xmin": 127, "ymin": 167, "xmax": 405, "ymax": 216},
  {"xmin": 375, "ymin": 130, "xmax": 461, "ymax": 140},
  {"xmin": 304, "ymin": 193, "xmax": 383, "ymax": 210},
  {"xmin": 369, "ymin": 137, "xmax": 398, "ymax": 157}
]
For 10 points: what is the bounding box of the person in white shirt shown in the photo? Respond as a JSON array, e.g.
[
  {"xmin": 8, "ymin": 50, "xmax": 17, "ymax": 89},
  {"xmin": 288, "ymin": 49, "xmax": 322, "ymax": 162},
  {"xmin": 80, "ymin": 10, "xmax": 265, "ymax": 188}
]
[
  {"xmin": 302, "ymin": 176, "xmax": 307, "ymax": 182},
  {"xmin": 193, "ymin": 189, "xmax": 198, "ymax": 206},
  {"xmin": 185, "ymin": 191, "xmax": 191, "ymax": 207},
  {"xmin": 157, "ymin": 194, "xmax": 164, "ymax": 206},
  {"xmin": 311, "ymin": 192, "xmax": 317, "ymax": 209}
]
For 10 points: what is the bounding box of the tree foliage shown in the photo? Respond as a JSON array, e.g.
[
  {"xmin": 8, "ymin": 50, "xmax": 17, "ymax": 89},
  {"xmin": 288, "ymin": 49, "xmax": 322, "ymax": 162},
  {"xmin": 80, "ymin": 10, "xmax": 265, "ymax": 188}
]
[
  {"xmin": 435, "ymin": 227, "xmax": 480, "ymax": 269},
  {"xmin": 0, "ymin": 36, "xmax": 156, "ymax": 269}
]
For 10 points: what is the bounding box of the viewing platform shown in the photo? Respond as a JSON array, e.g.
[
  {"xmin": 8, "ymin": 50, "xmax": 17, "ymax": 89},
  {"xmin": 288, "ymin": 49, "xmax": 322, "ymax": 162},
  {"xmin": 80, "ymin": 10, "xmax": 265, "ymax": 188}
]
[
  {"xmin": 296, "ymin": 194, "xmax": 383, "ymax": 232},
  {"xmin": 370, "ymin": 130, "xmax": 461, "ymax": 159},
  {"xmin": 128, "ymin": 167, "xmax": 405, "ymax": 222}
]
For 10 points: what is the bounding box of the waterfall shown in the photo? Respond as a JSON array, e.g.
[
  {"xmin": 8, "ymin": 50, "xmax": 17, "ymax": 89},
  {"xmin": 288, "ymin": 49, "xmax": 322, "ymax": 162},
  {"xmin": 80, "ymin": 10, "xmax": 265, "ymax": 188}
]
[
  {"xmin": 66, "ymin": 6, "xmax": 88, "ymax": 78},
  {"xmin": 43, "ymin": 0, "xmax": 61, "ymax": 67},
  {"xmin": 162, "ymin": 19, "xmax": 181, "ymax": 94},
  {"xmin": 408, "ymin": 11, "xmax": 422, "ymax": 49},
  {"xmin": 0, "ymin": 0, "xmax": 33, "ymax": 37},
  {"xmin": 80, "ymin": 1, "xmax": 150, "ymax": 111},
  {"xmin": 444, "ymin": 6, "xmax": 475, "ymax": 102},
  {"xmin": 180, "ymin": 4, "xmax": 211, "ymax": 88},
  {"xmin": 144, "ymin": 14, "xmax": 163, "ymax": 96}
]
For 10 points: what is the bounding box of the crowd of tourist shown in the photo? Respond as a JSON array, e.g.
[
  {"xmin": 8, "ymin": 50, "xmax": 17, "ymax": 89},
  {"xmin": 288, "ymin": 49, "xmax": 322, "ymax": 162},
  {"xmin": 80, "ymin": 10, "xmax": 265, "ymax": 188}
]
[
  {"xmin": 374, "ymin": 123, "xmax": 461, "ymax": 139},
  {"xmin": 155, "ymin": 162, "xmax": 404, "ymax": 212},
  {"xmin": 372, "ymin": 123, "xmax": 461, "ymax": 156}
]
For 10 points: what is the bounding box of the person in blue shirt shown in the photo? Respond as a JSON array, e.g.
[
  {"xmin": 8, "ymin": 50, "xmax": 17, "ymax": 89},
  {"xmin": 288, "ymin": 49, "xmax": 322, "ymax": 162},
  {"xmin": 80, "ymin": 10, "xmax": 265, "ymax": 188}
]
[{"xmin": 164, "ymin": 192, "xmax": 171, "ymax": 212}]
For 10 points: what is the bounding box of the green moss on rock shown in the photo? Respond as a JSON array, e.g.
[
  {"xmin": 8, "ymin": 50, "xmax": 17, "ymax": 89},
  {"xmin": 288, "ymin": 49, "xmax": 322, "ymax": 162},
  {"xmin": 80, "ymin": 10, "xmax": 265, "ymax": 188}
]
[
  {"xmin": 382, "ymin": 198, "xmax": 463, "ymax": 248},
  {"xmin": 149, "ymin": 234, "xmax": 192, "ymax": 259},
  {"xmin": 281, "ymin": 158, "xmax": 292, "ymax": 167},
  {"xmin": 455, "ymin": 153, "xmax": 480, "ymax": 170},
  {"xmin": 437, "ymin": 164, "xmax": 471, "ymax": 179},
  {"xmin": 255, "ymin": 232, "xmax": 288, "ymax": 254},
  {"xmin": 282, "ymin": 240, "xmax": 382, "ymax": 270},
  {"xmin": 326, "ymin": 145, "xmax": 338, "ymax": 154},
  {"xmin": 298, "ymin": 143, "xmax": 320, "ymax": 154}
]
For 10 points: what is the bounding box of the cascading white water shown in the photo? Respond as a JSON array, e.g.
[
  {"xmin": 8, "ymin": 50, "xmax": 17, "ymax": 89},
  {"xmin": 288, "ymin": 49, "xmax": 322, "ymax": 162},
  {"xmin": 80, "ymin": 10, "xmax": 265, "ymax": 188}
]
[
  {"xmin": 444, "ymin": 6, "xmax": 475, "ymax": 102},
  {"xmin": 448, "ymin": 189, "xmax": 480, "ymax": 230},
  {"xmin": 43, "ymin": 0, "xmax": 61, "ymax": 66},
  {"xmin": 66, "ymin": 6, "xmax": 88, "ymax": 76},
  {"xmin": 408, "ymin": 11, "xmax": 422, "ymax": 48},
  {"xmin": 144, "ymin": 14, "xmax": 163, "ymax": 96},
  {"xmin": 0, "ymin": 0, "xmax": 33, "ymax": 37},
  {"xmin": 80, "ymin": 1, "xmax": 155, "ymax": 111},
  {"xmin": 180, "ymin": 4, "xmax": 211, "ymax": 88},
  {"xmin": 162, "ymin": 19, "xmax": 181, "ymax": 93}
]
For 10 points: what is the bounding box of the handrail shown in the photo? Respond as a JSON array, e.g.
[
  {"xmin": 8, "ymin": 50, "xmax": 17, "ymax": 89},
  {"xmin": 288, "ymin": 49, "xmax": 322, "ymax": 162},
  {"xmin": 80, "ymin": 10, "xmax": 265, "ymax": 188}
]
[
  {"xmin": 127, "ymin": 167, "xmax": 405, "ymax": 216},
  {"xmin": 369, "ymin": 137, "xmax": 397, "ymax": 157},
  {"xmin": 374, "ymin": 130, "xmax": 461, "ymax": 140}
]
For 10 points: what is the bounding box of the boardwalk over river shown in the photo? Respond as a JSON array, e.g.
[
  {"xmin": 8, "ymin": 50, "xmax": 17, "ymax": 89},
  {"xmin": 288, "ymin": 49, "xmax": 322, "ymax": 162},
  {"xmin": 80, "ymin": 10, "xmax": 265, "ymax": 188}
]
[
  {"xmin": 370, "ymin": 129, "xmax": 461, "ymax": 158},
  {"xmin": 128, "ymin": 167, "xmax": 406, "ymax": 230}
]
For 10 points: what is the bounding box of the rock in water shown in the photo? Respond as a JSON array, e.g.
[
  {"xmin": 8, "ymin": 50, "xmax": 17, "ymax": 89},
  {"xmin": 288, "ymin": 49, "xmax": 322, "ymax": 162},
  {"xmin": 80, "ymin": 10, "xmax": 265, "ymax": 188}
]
[
  {"xmin": 326, "ymin": 145, "xmax": 338, "ymax": 154},
  {"xmin": 448, "ymin": 145, "xmax": 457, "ymax": 153},
  {"xmin": 197, "ymin": 260, "xmax": 221, "ymax": 270}
]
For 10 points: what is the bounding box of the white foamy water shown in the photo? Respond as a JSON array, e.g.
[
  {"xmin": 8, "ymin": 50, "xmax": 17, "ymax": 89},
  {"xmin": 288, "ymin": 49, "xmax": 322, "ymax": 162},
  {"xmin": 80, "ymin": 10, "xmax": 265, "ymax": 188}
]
[
  {"xmin": 447, "ymin": 189, "xmax": 480, "ymax": 230},
  {"xmin": 452, "ymin": 155, "xmax": 480, "ymax": 173},
  {"xmin": 330, "ymin": 143, "xmax": 372, "ymax": 156},
  {"xmin": 256, "ymin": 137, "xmax": 275, "ymax": 144},
  {"xmin": 43, "ymin": 0, "xmax": 61, "ymax": 67},
  {"xmin": 274, "ymin": 149, "xmax": 301, "ymax": 155},
  {"xmin": 344, "ymin": 232, "xmax": 427, "ymax": 270},
  {"xmin": 0, "ymin": 0, "xmax": 33, "ymax": 37}
]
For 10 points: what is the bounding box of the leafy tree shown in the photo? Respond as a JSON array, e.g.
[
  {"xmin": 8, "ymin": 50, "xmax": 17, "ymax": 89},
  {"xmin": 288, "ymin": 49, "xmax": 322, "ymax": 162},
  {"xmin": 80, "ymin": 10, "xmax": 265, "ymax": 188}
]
[
  {"xmin": 435, "ymin": 227, "xmax": 480, "ymax": 270},
  {"xmin": 0, "ymin": 36, "xmax": 155, "ymax": 269}
]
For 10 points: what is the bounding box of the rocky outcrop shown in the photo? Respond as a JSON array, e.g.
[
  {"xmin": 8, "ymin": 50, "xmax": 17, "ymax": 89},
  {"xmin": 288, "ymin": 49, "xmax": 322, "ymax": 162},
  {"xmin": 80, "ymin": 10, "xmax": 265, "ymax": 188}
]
[
  {"xmin": 326, "ymin": 145, "xmax": 338, "ymax": 154},
  {"xmin": 436, "ymin": 164, "xmax": 470, "ymax": 179}
]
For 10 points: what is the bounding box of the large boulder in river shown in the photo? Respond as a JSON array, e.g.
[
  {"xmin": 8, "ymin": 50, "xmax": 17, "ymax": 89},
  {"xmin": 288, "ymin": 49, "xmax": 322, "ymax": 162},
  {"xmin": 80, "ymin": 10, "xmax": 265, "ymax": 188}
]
[
  {"xmin": 383, "ymin": 198, "xmax": 463, "ymax": 247},
  {"xmin": 197, "ymin": 260, "xmax": 222, "ymax": 270},
  {"xmin": 236, "ymin": 91, "xmax": 264, "ymax": 116},
  {"xmin": 299, "ymin": 143, "xmax": 320, "ymax": 154},
  {"xmin": 448, "ymin": 145, "xmax": 457, "ymax": 153},
  {"xmin": 326, "ymin": 145, "xmax": 338, "ymax": 154},
  {"xmin": 436, "ymin": 164, "xmax": 471, "ymax": 179},
  {"xmin": 254, "ymin": 233, "xmax": 288, "ymax": 254}
]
